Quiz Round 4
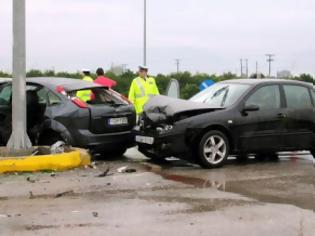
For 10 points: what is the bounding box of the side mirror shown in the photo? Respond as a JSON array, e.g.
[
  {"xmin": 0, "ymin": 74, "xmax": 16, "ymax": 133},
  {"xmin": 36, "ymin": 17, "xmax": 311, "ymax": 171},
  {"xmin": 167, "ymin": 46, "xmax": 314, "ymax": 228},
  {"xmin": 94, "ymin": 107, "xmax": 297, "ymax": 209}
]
[{"xmin": 242, "ymin": 104, "xmax": 260, "ymax": 113}]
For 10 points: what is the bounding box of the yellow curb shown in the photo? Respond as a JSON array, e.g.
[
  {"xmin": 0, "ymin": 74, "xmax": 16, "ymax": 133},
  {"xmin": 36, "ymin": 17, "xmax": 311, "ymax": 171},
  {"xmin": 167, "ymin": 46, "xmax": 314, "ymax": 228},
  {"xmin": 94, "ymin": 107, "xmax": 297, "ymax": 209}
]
[{"xmin": 0, "ymin": 148, "xmax": 91, "ymax": 174}]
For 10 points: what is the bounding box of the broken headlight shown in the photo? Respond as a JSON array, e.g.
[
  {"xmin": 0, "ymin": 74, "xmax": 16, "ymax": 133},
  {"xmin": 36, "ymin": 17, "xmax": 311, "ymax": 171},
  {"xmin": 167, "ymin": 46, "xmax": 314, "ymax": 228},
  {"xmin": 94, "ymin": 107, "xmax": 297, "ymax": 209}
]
[{"xmin": 156, "ymin": 124, "xmax": 174, "ymax": 134}]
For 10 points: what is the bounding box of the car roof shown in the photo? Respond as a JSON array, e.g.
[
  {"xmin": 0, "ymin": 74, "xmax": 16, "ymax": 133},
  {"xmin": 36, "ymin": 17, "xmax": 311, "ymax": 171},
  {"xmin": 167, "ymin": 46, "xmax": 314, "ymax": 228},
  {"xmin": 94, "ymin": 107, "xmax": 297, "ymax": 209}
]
[
  {"xmin": 220, "ymin": 78, "xmax": 313, "ymax": 87},
  {"xmin": 26, "ymin": 77, "xmax": 105, "ymax": 91}
]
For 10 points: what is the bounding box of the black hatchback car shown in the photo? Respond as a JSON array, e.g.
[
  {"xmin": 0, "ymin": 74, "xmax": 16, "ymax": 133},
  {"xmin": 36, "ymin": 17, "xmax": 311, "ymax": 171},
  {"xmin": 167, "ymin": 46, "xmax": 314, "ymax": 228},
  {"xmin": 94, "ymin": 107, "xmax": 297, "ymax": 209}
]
[
  {"xmin": 0, "ymin": 77, "xmax": 136, "ymax": 156},
  {"xmin": 134, "ymin": 79, "xmax": 315, "ymax": 168}
]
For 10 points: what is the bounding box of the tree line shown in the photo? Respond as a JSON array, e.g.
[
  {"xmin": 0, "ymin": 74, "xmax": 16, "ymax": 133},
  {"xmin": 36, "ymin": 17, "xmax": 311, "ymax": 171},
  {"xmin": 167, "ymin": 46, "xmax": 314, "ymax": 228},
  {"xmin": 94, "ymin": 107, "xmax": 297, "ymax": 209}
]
[{"xmin": 0, "ymin": 70, "xmax": 314, "ymax": 99}]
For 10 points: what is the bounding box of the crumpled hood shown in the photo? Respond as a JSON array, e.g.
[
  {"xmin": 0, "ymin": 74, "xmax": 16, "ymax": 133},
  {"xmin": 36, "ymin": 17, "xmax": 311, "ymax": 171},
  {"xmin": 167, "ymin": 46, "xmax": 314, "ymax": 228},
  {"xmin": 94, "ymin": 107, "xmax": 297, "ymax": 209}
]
[{"xmin": 143, "ymin": 95, "xmax": 223, "ymax": 123}]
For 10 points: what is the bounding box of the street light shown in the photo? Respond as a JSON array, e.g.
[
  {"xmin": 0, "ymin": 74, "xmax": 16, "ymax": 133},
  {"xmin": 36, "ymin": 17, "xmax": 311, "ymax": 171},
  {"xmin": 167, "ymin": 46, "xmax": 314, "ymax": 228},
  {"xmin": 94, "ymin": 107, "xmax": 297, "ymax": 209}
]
[
  {"xmin": 143, "ymin": 0, "xmax": 147, "ymax": 66},
  {"xmin": 7, "ymin": 0, "xmax": 32, "ymax": 155}
]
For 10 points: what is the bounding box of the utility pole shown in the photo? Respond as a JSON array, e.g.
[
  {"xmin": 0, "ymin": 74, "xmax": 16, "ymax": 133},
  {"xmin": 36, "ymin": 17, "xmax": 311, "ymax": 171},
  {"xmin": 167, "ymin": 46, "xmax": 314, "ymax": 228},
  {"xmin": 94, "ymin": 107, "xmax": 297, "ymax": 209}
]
[
  {"xmin": 240, "ymin": 59, "xmax": 243, "ymax": 77},
  {"xmin": 266, "ymin": 54, "xmax": 275, "ymax": 77},
  {"xmin": 175, "ymin": 59, "xmax": 181, "ymax": 73},
  {"xmin": 245, "ymin": 59, "xmax": 248, "ymax": 78},
  {"xmin": 256, "ymin": 61, "xmax": 260, "ymax": 78},
  {"xmin": 143, "ymin": 0, "xmax": 147, "ymax": 66},
  {"xmin": 7, "ymin": 0, "xmax": 32, "ymax": 155}
]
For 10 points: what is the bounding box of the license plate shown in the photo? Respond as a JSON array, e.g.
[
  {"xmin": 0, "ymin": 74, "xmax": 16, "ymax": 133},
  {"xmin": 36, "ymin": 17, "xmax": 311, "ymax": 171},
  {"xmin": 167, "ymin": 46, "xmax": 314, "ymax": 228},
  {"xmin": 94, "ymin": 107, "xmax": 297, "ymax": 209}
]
[
  {"xmin": 135, "ymin": 135, "xmax": 154, "ymax": 145},
  {"xmin": 108, "ymin": 117, "xmax": 128, "ymax": 126}
]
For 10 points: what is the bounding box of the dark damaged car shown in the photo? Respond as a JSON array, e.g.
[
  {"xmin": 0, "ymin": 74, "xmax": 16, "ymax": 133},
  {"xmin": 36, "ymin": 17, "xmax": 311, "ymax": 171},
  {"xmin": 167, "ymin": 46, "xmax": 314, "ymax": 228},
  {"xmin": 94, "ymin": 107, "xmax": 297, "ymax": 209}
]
[
  {"xmin": 134, "ymin": 79, "xmax": 315, "ymax": 168},
  {"xmin": 0, "ymin": 77, "xmax": 136, "ymax": 155}
]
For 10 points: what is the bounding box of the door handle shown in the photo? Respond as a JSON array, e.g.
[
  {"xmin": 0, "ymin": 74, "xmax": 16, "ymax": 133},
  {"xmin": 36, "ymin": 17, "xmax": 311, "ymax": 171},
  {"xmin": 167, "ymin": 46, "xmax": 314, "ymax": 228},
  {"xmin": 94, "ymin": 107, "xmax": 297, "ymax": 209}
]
[{"xmin": 276, "ymin": 113, "xmax": 286, "ymax": 118}]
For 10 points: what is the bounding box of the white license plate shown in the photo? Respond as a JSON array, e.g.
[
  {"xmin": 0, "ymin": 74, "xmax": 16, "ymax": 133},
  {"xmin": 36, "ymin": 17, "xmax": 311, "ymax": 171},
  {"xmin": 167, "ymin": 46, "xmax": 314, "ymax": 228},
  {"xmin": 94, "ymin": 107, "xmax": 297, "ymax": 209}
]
[
  {"xmin": 108, "ymin": 117, "xmax": 128, "ymax": 126},
  {"xmin": 135, "ymin": 135, "xmax": 154, "ymax": 145}
]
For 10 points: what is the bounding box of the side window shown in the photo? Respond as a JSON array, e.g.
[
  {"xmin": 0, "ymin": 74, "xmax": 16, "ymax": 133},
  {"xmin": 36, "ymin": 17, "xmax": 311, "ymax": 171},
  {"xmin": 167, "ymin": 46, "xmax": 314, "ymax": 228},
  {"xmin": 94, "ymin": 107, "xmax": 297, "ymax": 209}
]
[
  {"xmin": 283, "ymin": 85, "xmax": 312, "ymax": 109},
  {"xmin": 0, "ymin": 85, "xmax": 12, "ymax": 105},
  {"xmin": 47, "ymin": 91, "xmax": 62, "ymax": 106},
  {"xmin": 245, "ymin": 85, "xmax": 280, "ymax": 110},
  {"xmin": 36, "ymin": 87, "xmax": 49, "ymax": 105}
]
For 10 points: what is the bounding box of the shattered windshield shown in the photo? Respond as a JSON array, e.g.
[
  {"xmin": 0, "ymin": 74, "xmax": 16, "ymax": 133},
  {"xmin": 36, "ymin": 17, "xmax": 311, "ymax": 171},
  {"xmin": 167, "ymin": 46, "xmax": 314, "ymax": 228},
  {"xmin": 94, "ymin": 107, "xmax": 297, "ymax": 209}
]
[{"xmin": 190, "ymin": 83, "xmax": 250, "ymax": 107}]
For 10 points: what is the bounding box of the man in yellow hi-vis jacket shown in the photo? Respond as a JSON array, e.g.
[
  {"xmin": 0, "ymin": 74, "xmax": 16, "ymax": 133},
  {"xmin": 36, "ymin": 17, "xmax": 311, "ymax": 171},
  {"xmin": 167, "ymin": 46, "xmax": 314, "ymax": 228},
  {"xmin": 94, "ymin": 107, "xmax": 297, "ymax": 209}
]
[
  {"xmin": 77, "ymin": 69, "xmax": 93, "ymax": 102},
  {"xmin": 128, "ymin": 65, "xmax": 159, "ymax": 114}
]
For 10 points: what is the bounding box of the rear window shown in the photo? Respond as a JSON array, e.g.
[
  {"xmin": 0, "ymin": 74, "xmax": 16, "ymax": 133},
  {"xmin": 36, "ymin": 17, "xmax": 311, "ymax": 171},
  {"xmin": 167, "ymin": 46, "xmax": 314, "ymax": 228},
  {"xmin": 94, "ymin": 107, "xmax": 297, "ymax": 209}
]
[{"xmin": 69, "ymin": 88, "xmax": 128, "ymax": 106}]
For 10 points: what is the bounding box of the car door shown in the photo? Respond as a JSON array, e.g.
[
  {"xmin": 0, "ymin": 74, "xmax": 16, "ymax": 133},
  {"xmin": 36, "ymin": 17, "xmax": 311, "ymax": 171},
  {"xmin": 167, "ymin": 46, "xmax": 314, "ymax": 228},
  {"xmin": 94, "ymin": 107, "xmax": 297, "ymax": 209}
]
[
  {"xmin": 0, "ymin": 84, "xmax": 12, "ymax": 144},
  {"xmin": 234, "ymin": 84, "xmax": 286, "ymax": 152},
  {"xmin": 281, "ymin": 84, "xmax": 315, "ymax": 150}
]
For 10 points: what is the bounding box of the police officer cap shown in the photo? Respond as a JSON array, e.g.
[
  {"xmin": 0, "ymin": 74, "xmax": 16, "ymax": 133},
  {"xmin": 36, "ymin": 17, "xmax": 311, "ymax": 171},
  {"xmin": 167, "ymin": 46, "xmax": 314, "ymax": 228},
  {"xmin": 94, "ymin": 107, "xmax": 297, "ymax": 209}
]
[{"xmin": 139, "ymin": 65, "xmax": 148, "ymax": 71}]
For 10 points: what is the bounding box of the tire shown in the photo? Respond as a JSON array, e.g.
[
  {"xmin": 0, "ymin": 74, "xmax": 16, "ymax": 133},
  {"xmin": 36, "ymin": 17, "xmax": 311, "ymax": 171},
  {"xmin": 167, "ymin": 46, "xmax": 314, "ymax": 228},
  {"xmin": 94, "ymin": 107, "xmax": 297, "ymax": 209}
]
[
  {"xmin": 311, "ymin": 150, "xmax": 315, "ymax": 159},
  {"xmin": 197, "ymin": 130, "xmax": 230, "ymax": 168}
]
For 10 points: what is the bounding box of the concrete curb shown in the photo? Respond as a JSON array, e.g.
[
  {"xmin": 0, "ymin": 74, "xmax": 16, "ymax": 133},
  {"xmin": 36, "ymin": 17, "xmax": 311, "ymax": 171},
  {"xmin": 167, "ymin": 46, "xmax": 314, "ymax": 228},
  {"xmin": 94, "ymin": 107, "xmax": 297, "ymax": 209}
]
[{"xmin": 0, "ymin": 148, "xmax": 91, "ymax": 174}]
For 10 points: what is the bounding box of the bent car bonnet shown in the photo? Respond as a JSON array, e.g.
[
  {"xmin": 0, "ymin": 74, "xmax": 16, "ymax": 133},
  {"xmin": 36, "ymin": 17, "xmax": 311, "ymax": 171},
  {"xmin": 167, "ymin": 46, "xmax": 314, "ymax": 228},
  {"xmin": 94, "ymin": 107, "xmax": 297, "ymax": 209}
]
[{"xmin": 143, "ymin": 95, "xmax": 223, "ymax": 123}]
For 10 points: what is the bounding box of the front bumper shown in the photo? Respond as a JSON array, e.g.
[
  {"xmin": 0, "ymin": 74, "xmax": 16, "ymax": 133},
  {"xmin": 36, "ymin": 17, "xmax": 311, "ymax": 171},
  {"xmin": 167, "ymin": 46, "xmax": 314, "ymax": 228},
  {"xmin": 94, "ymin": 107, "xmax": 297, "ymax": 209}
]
[{"xmin": 133, "ymin": 127, "xmax": 191, "ymax": 158}]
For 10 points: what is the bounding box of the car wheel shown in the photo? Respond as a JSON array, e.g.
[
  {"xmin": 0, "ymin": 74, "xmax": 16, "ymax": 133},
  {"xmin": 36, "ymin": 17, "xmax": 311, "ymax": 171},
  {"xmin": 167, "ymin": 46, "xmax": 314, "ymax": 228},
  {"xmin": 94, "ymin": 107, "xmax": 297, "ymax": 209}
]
[
  {"xmin": 311, "ymin": 150, "xmax": 315, "ymax": 159},
  {"xmin": 197, "ymin": 130, "xmax": 229, "ymax": 168}
]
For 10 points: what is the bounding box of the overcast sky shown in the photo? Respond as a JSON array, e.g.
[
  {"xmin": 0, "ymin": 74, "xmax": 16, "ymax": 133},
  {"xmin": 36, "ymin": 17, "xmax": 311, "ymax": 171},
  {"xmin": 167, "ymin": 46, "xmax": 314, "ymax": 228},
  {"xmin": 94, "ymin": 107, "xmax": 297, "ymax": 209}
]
[{"xmin": 1, "ymin": 0, "xmax": 315, "ymax": 76}]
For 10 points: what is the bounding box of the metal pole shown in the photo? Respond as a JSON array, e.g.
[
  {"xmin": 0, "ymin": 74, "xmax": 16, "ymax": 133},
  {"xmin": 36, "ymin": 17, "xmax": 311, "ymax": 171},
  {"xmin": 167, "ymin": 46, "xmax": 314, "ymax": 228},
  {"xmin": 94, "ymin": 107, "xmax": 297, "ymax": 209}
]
[
  {"xmin": 240, "ymin": 59, "xmax": 243, "ymax": 77},
  {"xmin": 266, "ymin": 54, "xmax": 275, "ymax": 77},
  {"xmin": 143, "ymin": 0, "xmax": 147, "ymax": 66},
  {"xmin": 7, "ymin": 0, "xmax": 32, "ymax": 155},
  {"xmin": 245, "ymin": 59, "xmax": 248, "ymax": 78},
  {"xmin": 175, "ymin": 59, "xmax": 180, "ymax": 73}
]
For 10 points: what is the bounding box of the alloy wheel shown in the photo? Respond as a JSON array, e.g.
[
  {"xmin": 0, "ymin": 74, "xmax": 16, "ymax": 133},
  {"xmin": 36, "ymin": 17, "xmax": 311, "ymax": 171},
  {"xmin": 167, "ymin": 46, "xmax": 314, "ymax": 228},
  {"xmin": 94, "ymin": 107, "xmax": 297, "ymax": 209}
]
[{"xmin": 203, "ymin": 135, "xmax": 227, "ymax": 165}]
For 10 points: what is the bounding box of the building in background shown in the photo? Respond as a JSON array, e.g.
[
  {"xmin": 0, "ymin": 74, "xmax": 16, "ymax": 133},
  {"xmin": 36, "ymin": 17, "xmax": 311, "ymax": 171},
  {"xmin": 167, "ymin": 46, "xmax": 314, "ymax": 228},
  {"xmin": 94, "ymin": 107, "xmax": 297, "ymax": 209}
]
[{"xmin": 277, "ymin": 70, "xmax": 292, "ymax": 79}]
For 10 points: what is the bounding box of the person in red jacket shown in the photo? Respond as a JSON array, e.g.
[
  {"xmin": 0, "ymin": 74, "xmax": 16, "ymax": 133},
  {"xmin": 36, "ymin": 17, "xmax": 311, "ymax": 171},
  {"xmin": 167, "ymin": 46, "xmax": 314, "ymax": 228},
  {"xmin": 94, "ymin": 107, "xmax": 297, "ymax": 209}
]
[{"xmin": 94, "ymin": 67, "xmax": 117, "ymax": 88}]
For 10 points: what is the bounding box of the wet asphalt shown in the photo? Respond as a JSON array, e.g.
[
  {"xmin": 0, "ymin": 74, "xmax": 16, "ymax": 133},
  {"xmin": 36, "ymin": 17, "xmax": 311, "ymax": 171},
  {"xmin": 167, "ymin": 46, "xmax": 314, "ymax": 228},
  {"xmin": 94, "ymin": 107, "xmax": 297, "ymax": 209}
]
[
  {"xmin": 0, "ymin": 148, "xmax": 314, "ymax": 235},
  {"xmin": 127, "ymin": 148, "xmax": 315, "ymax": 211}
]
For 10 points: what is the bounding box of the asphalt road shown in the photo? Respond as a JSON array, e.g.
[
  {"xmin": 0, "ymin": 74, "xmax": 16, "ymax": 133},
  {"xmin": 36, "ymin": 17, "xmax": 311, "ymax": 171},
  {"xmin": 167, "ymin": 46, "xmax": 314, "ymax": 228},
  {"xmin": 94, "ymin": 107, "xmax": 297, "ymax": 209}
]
[{"xmin": 0, "ymin": 148, "xmax": 314, "ymax": 235}]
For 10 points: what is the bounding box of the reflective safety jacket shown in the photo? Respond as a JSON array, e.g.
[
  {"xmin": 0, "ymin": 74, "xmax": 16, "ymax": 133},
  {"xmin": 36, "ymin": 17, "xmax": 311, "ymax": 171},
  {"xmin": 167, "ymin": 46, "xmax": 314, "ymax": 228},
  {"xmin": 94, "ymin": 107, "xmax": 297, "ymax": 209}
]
[
  {"xmin": 76, "ymin": 76, "xmax": 93, "ymax": 102},
  {"xmin": 128, "ymin": 76, "xmax": 159, "ymax": 114}
]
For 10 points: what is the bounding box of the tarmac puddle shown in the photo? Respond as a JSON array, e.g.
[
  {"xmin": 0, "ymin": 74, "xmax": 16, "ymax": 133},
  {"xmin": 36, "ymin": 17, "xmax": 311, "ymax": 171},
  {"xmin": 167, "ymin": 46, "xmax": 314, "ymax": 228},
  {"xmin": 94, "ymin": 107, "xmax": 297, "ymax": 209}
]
[{"xmin": 145, "ymin": 154, "xmax": 315, "ymax": 211}]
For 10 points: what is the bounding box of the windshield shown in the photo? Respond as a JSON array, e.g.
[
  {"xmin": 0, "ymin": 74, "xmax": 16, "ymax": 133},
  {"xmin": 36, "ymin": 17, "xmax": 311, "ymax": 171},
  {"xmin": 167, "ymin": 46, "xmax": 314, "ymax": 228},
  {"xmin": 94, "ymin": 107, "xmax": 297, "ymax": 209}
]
[{"xmin": 190, "ymin": 83, "xmax": 250, "ymax": 107}]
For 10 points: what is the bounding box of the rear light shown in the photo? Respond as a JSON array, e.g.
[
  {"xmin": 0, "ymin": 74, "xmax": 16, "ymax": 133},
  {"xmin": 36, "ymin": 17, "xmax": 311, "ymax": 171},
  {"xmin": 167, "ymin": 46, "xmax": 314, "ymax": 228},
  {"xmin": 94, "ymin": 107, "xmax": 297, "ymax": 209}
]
[
  {"xmin": 71, "ymin": 97, "xmax": 88, "ymax": 109},
  {"xmin": 56, "ymin": 85, "xmax": 67, "ymax": 95}
]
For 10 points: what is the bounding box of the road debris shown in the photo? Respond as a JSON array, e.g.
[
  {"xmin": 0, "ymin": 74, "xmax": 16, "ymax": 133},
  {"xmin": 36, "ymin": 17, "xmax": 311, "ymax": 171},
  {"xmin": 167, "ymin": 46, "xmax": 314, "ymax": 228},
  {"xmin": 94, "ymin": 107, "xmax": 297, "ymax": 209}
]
[
  {"xmin": 86, "ymin": 162, "xmax": 97, "ymax": 169},
  {"xmin": 117, "ymin": 166, "xmax": 137, "ymax": 173},
  {"xmin": 55, "ymin": 190, "xmax": 74, "ymax": 198},
  {"xmin": 97, "ymin": 166, "xmax": 111, "ymax": 177},
  {"xmin": 50, "ymin": 141, "xmax": 66, "ymax": 154},
  {"xmin": 29, "ymin": 191, "xmax": 34, "ymax": 199},
  {"xmin": 117, "ymin": 166, "xmax": 127, "ymax": 173},
  {"xmin": 92, "ymin": 212, "xmax": 98, "ymax": 217},
  {"xmin": 26, "ymin": 176, "xmax": 36, "ymax": 183}
]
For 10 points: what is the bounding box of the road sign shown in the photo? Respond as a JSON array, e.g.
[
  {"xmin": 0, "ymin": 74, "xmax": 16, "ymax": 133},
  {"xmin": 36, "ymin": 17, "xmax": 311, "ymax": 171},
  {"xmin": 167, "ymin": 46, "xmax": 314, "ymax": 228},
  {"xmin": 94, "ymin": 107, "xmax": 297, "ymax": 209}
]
[{"xmin": 199, "ymin": 80, "xmax": 215, "ymax": 91}]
